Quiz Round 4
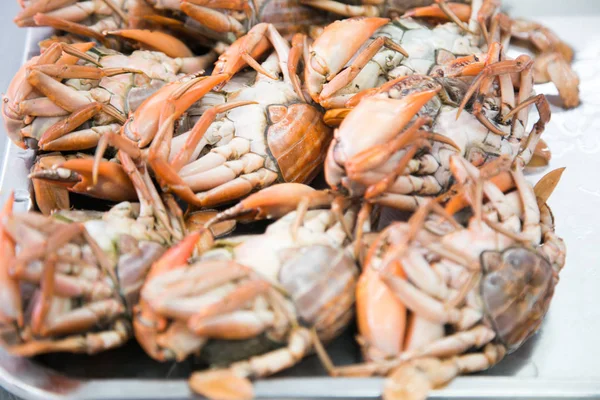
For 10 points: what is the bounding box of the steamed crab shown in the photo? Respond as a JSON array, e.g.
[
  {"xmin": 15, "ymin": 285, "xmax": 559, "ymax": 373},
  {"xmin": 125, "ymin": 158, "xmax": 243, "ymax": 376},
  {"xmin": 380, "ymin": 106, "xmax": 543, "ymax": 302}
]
[
  {"xmin": 131, "ymin": 183, "xmax": 371, "ymax": 400},
  {"xmin": 325, "ymin": 48, "xmax": 551, "ymax": 211},
  {"xmin": 0, "ymin": 153, "xmax": 184, "ymax": 356},
  {"xmin": 318, "ymin": 155, "xmax": 565, "ymax": 400},
  {"xmin": 2, "ymin": 41, "xmax": 214, "ymax": 151},
  {"xmin": 300, "ymin": 15, "xmax": 488, "ymax": 109}
]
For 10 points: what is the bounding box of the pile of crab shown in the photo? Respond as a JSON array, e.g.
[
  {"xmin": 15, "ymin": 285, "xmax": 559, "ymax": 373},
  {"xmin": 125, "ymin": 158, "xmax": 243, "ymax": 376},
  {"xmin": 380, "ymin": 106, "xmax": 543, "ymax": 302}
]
[{"xmin": 0, "ymin": 0, "xmax": 575, "ymax": 399}]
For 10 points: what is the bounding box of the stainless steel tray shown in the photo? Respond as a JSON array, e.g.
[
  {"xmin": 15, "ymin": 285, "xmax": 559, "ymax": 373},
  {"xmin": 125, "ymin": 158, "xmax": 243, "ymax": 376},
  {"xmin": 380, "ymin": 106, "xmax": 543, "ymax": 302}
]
[{"xmin": 1, "ymin": 6, "xmax": 600, "ymax": 399}]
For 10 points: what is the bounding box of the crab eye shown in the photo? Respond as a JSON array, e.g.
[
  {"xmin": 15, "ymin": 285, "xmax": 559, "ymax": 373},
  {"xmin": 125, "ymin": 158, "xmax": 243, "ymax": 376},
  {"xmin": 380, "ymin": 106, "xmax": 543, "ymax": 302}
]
[{"xmin": 267, "ymin": 105, "xmax": 287, "ymax": 124}]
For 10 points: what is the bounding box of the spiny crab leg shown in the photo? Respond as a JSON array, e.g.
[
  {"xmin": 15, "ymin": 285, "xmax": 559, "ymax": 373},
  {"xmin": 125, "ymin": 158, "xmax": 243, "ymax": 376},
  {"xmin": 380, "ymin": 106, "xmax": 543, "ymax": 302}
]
[
  {"xmin": 504, "ymin": 94, "xmax": 551, "ymax": 165},
  {"xmin": 319, "ymin": 35, "xmax": 408, "ymax": 101},
  {"xmin": 458, "ymin": 54, "xmax": 534, "ymax": 117},
  {"xmin": 431, "ymin": 42, "xmax": 503, "ymax": 79},
  {"xmin": 457, "ymin": 54, "xmax": 535, "ymax": 136}
]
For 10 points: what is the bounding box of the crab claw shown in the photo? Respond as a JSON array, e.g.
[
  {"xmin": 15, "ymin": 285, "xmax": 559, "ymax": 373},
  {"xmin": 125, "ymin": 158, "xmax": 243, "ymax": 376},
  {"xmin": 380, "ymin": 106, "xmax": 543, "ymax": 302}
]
[
  {"xmin": 206, "ymin": 183, "xmax": 323, "ymax": 226},
  {"xmin": 31, "ymin": 154, "xmax": 71, "ymax": 215},
  {"xmin": 305, "ymin": 17, "xmax": 390, "ymax": 102},
  {"xmin": 125, "ymin": 74, "xmax": 229, "ymax": 148},
  {"xmin": 211, "ymin": 23, "xmax": 284, "ymax": 84},
  {"xmin": 189, "ymin": 369, "xmax": 254, "ymax": 400},
  {"xmin": 29, "ymin": 158, "xmax": 138, "ymax": 203},
  {"xmin": 134, "ymin": 231, "xmax": 204, "ymax": 361}
]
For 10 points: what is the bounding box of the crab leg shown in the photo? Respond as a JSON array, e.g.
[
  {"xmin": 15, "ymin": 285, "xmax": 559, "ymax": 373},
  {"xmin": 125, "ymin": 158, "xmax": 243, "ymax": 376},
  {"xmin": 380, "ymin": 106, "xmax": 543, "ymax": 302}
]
[
  {"xmin": 180, "ymin": 1, "xmax": 246, "ymax": 37},
  {"xmin": 0, "ymin": 193, "xmax": 23, "ymax": 327},
  {"xmin": 403, "ymin": 1, "xmax": 472, "ymax": 32},
  {"xmin": 508, "ymin": 95, "xmax": 550, "ymax": 167},
  {"xmin": 143, "ymin": 262, "xmax": 251, "ymax": 318},
  {"xmin": 27, "ymin": 69, "xmax": 94, "ymax": 112},
  {"xmin": 34, "ymin": 296, "xmax": 125, "ymax": 337},
  {"xmin": 299, "ymin": 0, "xmax": 379, "ymax": 17},
  {"xmin": 475, "ymin": 0, "xmax": 500, "ymax": 45},
  {"xmin": 10, "ymin": 319, "xmax": 131, "ymax": 356},
  {"xmin": 187, "ymin": 278, "xmax": 270, "ymax": 331},
  {"xmin": 288, "ymin": 33, "xmax": 308, "ymax": 101},
  {"xmin": 511, "ymin": 168, "xmax": 542, "ymax": 244},
  {"xmin": 105, "ymin": 29, "xmax": 195, "ymax": 58},
  {"xmin": 319, "ymin": 36, "xmax": 407, "ymax": 101},
  {"xmin": 37, "ymin": 103, "xmax": 117, "ymax": 150},
  {"xmin": 458, "ymin": 54, "xmax": 534, "ymax": 118},
  {"xmin": 189, "ymin": 327, "xmax": 313, "ymax": 400},
  {"xmin": 168, "ymin": 100, "xmax": 257, "ymax": 171},
  {"xmin": 33, "ymin": 13, "xmax": 110, "ymax": 45},
  {"xmin": 14, "ymin": 0, "xmax": 79, "ymax": 26},
  {"xmin": 458, "ymin": 55, "xmax": 534, "ymax": 136},
  {"xmin": 433, "ymin": 42, "xmax": 502, "ymax": 79},
  {"xmin": 5, "ymin": 41, "xmax": 96, "ymax": 124},
  {"xmin": 383, "ymin": 344, "xmax": 506, "ymax": 400},
  {"xmin": 30, "ymin": 64, "xmax": 143, "ymax": 81},
  {"xmin": 206, "ymin": 183, "xmax": 334, "ymax": 225},
  {"xmin": 126, "ymin": 74, "xmax": 229, "ymax": 148}
]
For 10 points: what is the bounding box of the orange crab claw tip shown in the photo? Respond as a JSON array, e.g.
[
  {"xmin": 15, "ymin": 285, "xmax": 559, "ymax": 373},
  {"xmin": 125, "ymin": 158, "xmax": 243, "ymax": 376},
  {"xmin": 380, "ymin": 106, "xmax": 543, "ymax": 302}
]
[
  {"xmin": 147, "ymin": 231, "xmax": 204, "ymax": 280},
  {"xmin": 405, "ymin": 88, "xmax": 440, "ymax": 111},
  {"xmin": 189, "ymin": 370, "xmax": 254, "ymax": 400}
]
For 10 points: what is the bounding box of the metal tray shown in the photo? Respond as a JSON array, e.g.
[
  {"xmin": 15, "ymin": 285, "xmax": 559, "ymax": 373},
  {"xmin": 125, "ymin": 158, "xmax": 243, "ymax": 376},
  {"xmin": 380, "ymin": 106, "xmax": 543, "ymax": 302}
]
[{"xmin": 1, "ymin": 6, "xmax": 600, "ymax": 399}]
